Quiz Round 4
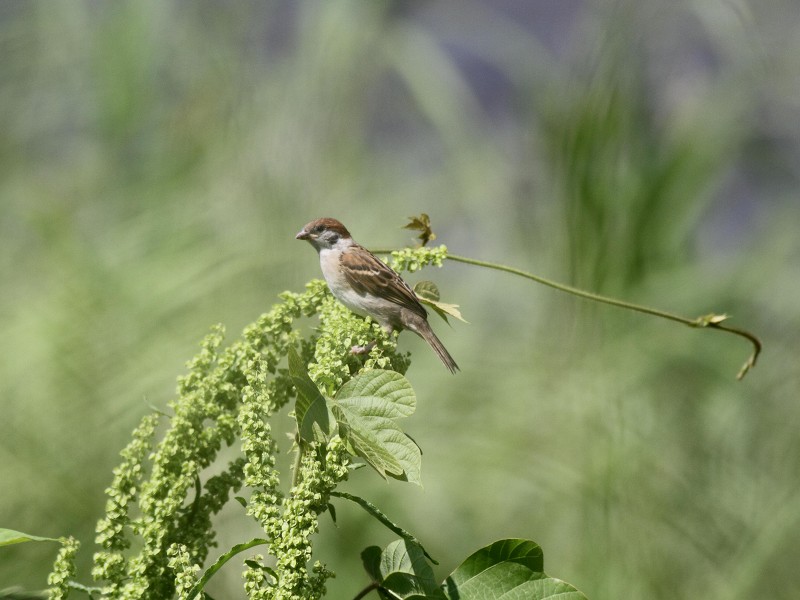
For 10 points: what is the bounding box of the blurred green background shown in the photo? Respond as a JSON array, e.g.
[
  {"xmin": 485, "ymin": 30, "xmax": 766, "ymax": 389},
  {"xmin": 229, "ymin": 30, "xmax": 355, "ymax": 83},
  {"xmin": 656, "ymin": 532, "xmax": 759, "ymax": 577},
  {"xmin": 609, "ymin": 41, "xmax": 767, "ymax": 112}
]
[{"xmin": 2, "ymin": 1, "xmax": 798, "ymax": 598}]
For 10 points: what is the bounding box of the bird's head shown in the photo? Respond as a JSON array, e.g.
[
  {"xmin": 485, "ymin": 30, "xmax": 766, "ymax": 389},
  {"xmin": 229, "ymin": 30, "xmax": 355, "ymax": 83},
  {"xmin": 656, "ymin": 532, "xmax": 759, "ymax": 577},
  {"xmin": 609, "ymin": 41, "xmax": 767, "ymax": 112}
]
[{"xmin": 295, "ymin": 218, "xmax": 352, "ymax": 251}]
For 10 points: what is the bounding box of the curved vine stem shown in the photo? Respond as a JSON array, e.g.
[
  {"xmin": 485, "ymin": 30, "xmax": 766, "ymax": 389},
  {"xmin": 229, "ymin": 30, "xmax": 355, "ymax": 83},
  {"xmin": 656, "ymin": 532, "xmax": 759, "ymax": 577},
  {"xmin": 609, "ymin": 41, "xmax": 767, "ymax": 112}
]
[{"xmin": 372, "ymin": 249, "xmax": 761, "ymax": 380}]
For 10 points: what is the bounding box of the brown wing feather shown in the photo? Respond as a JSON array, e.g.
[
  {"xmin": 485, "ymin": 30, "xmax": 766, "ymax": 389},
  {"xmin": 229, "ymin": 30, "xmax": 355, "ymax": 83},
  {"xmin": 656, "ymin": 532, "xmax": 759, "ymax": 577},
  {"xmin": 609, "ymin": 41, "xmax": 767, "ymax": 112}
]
[{"xmin": 340, "ymin": 245, "xmax": 428, "ymax": 319}]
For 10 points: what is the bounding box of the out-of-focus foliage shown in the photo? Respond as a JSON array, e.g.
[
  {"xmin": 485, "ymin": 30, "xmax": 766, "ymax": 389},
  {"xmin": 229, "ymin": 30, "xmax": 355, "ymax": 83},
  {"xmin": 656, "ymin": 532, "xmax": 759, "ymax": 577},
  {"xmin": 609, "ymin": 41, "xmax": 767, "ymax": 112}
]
[{"xmin": 1, "ymin": 1, "xmax": 798, "ymax": 598}]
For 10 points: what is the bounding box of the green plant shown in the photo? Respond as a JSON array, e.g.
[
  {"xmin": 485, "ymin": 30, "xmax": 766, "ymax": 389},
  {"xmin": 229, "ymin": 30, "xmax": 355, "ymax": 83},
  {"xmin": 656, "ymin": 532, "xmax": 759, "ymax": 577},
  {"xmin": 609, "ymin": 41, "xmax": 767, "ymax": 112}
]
[
  {"xmin": 2, "ymin": 212, "xmax": 764, "ymax": 599},
  {"xmin": 2, "ymin": 242, "xmax": 589, "ymax": 599}
]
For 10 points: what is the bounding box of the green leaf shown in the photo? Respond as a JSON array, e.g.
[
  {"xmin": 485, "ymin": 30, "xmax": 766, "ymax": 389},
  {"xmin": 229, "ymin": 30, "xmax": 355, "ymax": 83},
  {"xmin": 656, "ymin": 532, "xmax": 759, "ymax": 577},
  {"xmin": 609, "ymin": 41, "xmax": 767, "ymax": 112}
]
[
  {"xmin": 331, "ymin": 369, "xmax": 421, "ymax": 485},
  {"xmin": 186, "ymin": 538, "xmax": 270, "ymax": 600},
  {"xmin": 379, "ymin": 540, "xmax": 442, "ymax": 598},
  {"xmin": 0, "ymin": 588, "xmax": 48, "ymax": 599},
  {"xmin": 0, "ymin": 529, "xmax": 58, "ymax": 547},
  {"xmin": 446, "ymin": 577, "xmax": 587, "ymax": 600},
  {"xmin": 337, "ymin": 370, "xmax": 416, "ymax": 418},
  {"xmin": 361, "ymin": 545, "xmax": 383, "ymax": 583},
  {"xmin": 331, "ymin": 492, "xmax": 437, "ymax": 563},
  {"xmin": 424, "ymin": 299, "xmax": 466, "ymax": 325},
  {"xmin": 449, "ymin": 539, "xmax": 543, "ymax": 581},
  {"xmin": 335, "ymin": 409, "xmax": 418, "ymax": 483},
  {"xmin": 694, "ymin": 312, "xmax": 730, "ymax": 326},
  {"xmin": 381, "ymin": 572, "xmax": 442, "ymax": 600},
  {"xmin": 413, "ymin": 281, "xmax": 441, "ymax": 302},
  {"xmin": 287, "ymin": 346, "xmax": 330, "ymax": 443},
  {"xmin": 403, "ymin": 213, "xmax": 436, "ymax": 247},
  {"xmin": 442, "ymin": 539, "xmax": 587, "ymax": 600},
  {"xmin": 364, "ymin": 543, "xmax": 439, "ymax": 599},
  {"xmin": 414, "ymin": 281, "xmax": 467, "ymax": 324},
  {"xmin": 361, "ymin": 538, "xmax": 585, "ymax": 600}
]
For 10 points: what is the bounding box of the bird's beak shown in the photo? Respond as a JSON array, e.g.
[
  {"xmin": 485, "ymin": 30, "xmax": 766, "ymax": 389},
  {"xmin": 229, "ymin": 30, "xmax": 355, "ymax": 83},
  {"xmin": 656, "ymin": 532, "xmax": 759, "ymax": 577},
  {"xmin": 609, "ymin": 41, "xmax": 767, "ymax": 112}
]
[{"xmin": 295, "ymin": 229, "xmax": 310, "ymax": 240}]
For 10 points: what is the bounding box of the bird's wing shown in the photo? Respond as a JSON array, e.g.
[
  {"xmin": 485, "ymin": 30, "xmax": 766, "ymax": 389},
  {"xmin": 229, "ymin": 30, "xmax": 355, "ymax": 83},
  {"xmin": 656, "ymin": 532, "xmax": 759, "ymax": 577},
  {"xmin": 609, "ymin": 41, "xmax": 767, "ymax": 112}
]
[{"xmin": 340, "ymin": 245, "xmax": 427, "ymax": 319}]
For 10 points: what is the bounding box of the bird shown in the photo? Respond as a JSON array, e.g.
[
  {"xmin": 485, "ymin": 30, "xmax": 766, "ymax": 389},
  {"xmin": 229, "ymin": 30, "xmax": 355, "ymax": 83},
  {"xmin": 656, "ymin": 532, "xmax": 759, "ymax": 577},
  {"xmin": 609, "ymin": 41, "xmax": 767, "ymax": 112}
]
[{"xmin": 296, "ymin": 218, "xmax": 459, "ymax": 373}]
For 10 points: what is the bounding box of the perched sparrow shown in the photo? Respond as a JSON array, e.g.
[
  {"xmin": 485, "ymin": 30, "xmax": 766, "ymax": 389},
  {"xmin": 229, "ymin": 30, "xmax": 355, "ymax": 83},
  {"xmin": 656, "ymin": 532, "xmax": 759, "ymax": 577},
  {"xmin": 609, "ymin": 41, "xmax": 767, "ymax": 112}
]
[{"xmin": 296, "ymin": 218, "xmax": 459, "ymax": 373}]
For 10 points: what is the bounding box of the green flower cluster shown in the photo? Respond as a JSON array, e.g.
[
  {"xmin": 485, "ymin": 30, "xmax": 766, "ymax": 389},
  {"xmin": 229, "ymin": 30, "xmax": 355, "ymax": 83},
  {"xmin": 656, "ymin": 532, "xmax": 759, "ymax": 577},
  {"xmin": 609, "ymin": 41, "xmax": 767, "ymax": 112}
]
[
  {"xmin": 389, "ymin": 244, "xmax": 448, "ymax": 273},
  {"xmin": 308, "ymin": 295, "xmax": 410, "ymax": 395},
  {"xmin": 245, "ymin": 438, "xmax": 350, "ymax": 599},
  {"xmin": 49, "ymin": 246, "xmax": 439, "ymax": 599},
  {"xmin": 239, "ymin": 386, "xmax": 282, "ymax": 532},
  {"xmin": 47, "ymin": 537, "xmax": 80, "ymax": 600},
  {"xmin": 93, "ymin": 412, "xmax": 160, "ymax": 585},
  {"xmin": 242, "ymin": 553, "xmax": 272, "ymax": 598},
  {"xmin": 166, "ymin": 544, "xmax": 199, "ymax": 600}
]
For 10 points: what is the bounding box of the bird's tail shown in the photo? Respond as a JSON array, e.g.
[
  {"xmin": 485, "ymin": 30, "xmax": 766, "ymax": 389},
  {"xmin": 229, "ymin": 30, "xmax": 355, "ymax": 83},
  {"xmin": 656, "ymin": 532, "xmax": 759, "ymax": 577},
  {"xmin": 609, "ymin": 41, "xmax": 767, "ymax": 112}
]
[{"xmin": 418, "ymin": 326, "xmax": 459, "ymax": 374}]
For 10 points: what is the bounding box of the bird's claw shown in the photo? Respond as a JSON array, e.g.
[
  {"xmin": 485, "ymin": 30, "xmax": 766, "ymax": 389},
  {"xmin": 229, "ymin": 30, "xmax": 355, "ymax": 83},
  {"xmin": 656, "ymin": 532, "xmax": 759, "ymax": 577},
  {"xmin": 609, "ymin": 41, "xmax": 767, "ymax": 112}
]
[{"xmin": 350, "ymin": 341, "xmax": 376, "ymax": 355}]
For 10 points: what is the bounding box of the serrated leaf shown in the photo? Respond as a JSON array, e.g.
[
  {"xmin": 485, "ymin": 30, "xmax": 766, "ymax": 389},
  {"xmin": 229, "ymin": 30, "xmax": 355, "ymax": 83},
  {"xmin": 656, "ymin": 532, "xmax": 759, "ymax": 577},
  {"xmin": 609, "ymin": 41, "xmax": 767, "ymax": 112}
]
[
  {"xmin": 413, "ymin": 281, "xmax": 441, "ymax": 303},
  {"xmin": 287, "ymin": 346, "xmax": 330, "ymax": 443},
  {"xmin": 332, "ymin": 405, "xmax": 421, "ymax": 485},
  {"xmin": 0, "ymin": 529, "xmax": 58, "ymax": 547},
  {"xmin": 418, "ymin": 298, "xmax": 467, "ymax": 324},
  {"xmin": 331, "ymin": 370, "xmax": 421, "ymax": 485},
  {"xmin": 336, "ymin": 395, "xmax": 414, "ymax": 421},
  {"xmin": 335, "ymin": 416, "xmax": 397, "ymax": 478},
  {"xmin": 403, "ymin": 214, "xmax": 436, "ymax": 247},
  {"xmin": 336, "ymin": 370, "xmax": 416, "ymax": 418},
  {"xmin": 442, "ymin": 539, "xmax": 587, "ymax": 600},
  {"xmin": 361, "ymin": 539, "xmax": 445, "ymax": 600},
  {"xmin": 380, "ymin": 540, "xmax": 441, "ymax": 596},
  {"xmin": 414, "ymin": 282, "xmax": 467, "ymax": 325}
]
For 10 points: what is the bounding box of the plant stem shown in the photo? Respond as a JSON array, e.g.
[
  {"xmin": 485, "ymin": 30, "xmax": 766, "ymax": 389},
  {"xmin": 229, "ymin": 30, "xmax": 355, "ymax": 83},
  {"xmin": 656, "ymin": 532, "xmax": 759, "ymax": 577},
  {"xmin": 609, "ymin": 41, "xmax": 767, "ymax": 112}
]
[
  {"xmin": 352, "ymin": 582, "xmax": 380, "ymax": 600},
  {"xmin": 67, "ymin": 582, "xmax": 104, "ymax": 598},
  {"xmin": 291, "ymin": 440, "xmax": 304, "ymax": 489},
  {"xmin": 371, "ymin": 249, "xmax": 762, "ymax": 379},
  {"xmin": 330, "ymin": 491, "xmax": 437, "ymax": 563}
]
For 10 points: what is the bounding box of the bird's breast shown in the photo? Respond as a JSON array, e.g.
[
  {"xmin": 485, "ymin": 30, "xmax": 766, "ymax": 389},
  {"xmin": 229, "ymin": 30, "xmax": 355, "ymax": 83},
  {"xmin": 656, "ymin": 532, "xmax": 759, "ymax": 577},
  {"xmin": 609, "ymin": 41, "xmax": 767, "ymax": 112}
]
[
  {"xmin": 318, "ymin": 249, "xmax": 366, "ymax": 315},
  {"xmin": 318, "ymin": 248, "xmax": 394, "ymax": 326}
]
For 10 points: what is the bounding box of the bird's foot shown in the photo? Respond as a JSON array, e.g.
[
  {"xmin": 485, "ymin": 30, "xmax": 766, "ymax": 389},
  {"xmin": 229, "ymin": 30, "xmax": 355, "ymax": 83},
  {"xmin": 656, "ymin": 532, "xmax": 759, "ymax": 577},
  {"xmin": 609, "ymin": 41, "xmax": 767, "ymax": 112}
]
[{"xmin": 350, "ymin": 341, "xmax": 377, "ymax": 355}]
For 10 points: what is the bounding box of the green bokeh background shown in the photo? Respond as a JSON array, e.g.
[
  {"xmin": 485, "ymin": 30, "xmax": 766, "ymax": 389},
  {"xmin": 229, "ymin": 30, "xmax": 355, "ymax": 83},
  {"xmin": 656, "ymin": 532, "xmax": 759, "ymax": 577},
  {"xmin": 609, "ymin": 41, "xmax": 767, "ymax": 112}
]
[{"xmin": 2, "ymin": 1, "xmax": 798, "ymax": 598}]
